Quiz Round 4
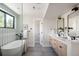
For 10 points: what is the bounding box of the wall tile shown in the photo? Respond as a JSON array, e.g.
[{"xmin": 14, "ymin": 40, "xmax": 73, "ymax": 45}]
[{"xmin": 0, "ymin": 28, "xmax": 16, "ymax": 46}]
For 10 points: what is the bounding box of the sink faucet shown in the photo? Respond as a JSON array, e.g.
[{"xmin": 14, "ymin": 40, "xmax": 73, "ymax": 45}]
[{"xmin": 58, "ymin": 31, "xmax": 64, "ymax": 37}]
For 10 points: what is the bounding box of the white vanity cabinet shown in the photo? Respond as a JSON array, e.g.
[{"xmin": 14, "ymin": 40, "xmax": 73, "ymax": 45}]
[{"xmin": 49, "ymin": 36, "xmax": 67, "ymax": 56}]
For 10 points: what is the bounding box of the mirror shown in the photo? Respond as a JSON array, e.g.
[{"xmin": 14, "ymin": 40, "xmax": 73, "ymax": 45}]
[
  {"xmin": 57, "ymin": 17, "xmax": 64, "ymax": 34},
  {"xmin": 68, "ymin": 15, "xmax": 76, "ymax": 37},
  {"xmin": 68, "ymin": 10, "xmax": 79, "ymax": 40}
]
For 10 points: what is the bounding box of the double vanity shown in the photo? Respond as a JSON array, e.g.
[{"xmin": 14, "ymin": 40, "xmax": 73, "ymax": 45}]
[
  {"xmin": 48, "ymin": 5, "xmax": 79, "ymax": 56},
  {"xmin": 49, "ymin": 34, "xmax": 79, "ymax": 56}
]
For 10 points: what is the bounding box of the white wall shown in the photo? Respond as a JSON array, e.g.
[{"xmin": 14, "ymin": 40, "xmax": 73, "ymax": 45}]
[
  {"xmin": 41, "ymin": 18, "xmax": 57, "ymax": 47},
  {"xmin": 16, "ymin": 15, "xmax": 23, "ymax": 33},
  {"xmin": 23, "ymin": 16, "xmax": 35, "ymax": 47}
]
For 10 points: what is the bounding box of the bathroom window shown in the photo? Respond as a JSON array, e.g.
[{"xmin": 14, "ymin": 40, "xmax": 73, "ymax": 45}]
[
  {"xmin": 0, "ymin": 9, "xmax": 15, "ymax": 28},
  {"xmin": 6, "ymin": 14, "xmax": 14, "ymax": 28},
  {"xmin": 0, "ymin": 11, "xmax": 4, "ymax": 27}
]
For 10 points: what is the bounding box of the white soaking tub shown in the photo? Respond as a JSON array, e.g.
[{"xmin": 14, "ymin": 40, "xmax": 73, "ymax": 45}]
[{"xmin": 1, "ymin": 40, "xmax": 25, "ymax": 56}]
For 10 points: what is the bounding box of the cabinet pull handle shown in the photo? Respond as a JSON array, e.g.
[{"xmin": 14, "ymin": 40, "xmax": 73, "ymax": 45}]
[{"xmin": 59, "ymin": 46, "xmax": 62, "ymax": 48}]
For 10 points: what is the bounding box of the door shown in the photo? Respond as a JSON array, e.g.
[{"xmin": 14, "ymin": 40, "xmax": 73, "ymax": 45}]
[{"xmin": 35, "ymin": 20, "xmax": 40, "ymax": 44}]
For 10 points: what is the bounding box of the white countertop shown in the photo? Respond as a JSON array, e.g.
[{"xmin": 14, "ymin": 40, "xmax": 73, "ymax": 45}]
[
  {"xmin": 49, "ymin": 34, "xmax": 79, "ymax": 45},
  {"xmin": 49, "ymin": 34, "xmax": 71, "ymax": 45}
]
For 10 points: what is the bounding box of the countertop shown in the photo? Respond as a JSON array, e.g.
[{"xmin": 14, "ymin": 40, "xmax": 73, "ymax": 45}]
[{"xmin": 49, "ymin": 34, "xmax": 71, "ymax": 45}]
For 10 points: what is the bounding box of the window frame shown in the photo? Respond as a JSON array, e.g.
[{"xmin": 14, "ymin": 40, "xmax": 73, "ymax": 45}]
[
  {"xmin": 0, "ymin": 9, "xmax": 15, "ymax": 29},
  {"xmin": 0, "ymin": 10, "xmax": 5, "ymax": 28}
]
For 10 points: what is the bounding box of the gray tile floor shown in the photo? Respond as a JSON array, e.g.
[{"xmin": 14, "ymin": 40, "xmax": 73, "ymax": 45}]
[{"xmin": 23, "ymin": 43, "xmax": 58, "ymax": 56}]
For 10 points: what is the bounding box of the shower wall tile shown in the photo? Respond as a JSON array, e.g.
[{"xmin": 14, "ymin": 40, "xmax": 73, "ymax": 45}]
[{"xmin": 0, "ymin": 28, "xmax": 16, "ymax": 46}]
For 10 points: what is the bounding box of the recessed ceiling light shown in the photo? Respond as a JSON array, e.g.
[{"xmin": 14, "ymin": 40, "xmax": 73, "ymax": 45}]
[{"xmin": 33, "ymin": 6, "xmax": 35, "ymax": 9}]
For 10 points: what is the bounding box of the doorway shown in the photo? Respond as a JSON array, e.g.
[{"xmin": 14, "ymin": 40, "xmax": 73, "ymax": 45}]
[{"xmin": 34, "ymin": 20, "xmax": 40, "ymax": 47}]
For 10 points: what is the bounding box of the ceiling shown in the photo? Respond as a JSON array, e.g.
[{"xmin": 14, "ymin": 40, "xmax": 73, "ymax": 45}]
[
  {"xmin": 44, "ymin": 3, "xmax": 77, "ymax": 20},
  {"xmin": 23, "ymin": 3, "xmax": 49, "ymax": 18},
  {"xmin": 4, "ymin": 3, "xmax": 22, "ymax": 15},
  {"xmin": 4, "ymin": 3, "xmax": 78, "ymax": 20}
]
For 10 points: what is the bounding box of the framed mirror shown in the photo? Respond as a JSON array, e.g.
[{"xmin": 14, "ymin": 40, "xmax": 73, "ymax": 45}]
[
  {"xmin": 57, "ymin": 17, "xmax": 64, "ymax": 34},
  {"xmin": 67, "ymin": 11, "xmax": 79, "ymax": 40},
  {"xmin": 68, "ymin": 15, "xmax": 76, "ymax": 37}
]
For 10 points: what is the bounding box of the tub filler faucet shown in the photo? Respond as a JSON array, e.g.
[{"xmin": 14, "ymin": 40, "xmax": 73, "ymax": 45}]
[{"xmin": 16, "ymin": 33, "xmax": 23, "ymax": 40}]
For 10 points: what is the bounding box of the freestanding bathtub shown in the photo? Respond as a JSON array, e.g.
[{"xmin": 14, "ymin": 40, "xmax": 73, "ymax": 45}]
[{"xmin": 1, "ymin": 40, "xmax": 25, "ymax": 56}]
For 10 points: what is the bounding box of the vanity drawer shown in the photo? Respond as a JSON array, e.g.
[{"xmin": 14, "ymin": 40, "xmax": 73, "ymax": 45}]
[
  {"xmin": 49, "ymin": 36, "xmax": 52, "ymax": 42},
  {"xmin": 50, "ymin": 38, "xmax": 58, "ymax": 53},
  {"xmin": 57, "ymin": 41, "xmax": 67, "ymax": 56}
]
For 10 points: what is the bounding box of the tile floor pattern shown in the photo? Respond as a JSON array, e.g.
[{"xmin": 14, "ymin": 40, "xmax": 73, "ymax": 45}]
[{"xmin": 23, "ymin": 43, "xmax": 58, "ymax": 56}]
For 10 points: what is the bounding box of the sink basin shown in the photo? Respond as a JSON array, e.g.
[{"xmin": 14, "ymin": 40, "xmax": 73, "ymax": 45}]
[
  {"xmin": 61, "ymin": 37, "xmax": 68, "ymax": 39},
  {"xmin": 59, "ymin": 36, "xmax": 71, "ymax": 42},
  {"xmin": 74, "ymin": 38, "xmax": 79, "ymax": 40}
]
